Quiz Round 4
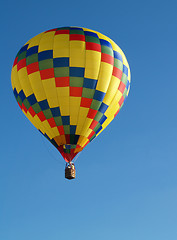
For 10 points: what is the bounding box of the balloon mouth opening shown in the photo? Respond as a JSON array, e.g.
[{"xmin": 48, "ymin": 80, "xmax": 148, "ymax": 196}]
[{"xmin": 57, "ymin": 144, "xmax": 83, "ymax": 162}]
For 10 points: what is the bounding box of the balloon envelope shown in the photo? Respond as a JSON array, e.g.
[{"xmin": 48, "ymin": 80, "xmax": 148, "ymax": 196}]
[{"xmin": 11, "ymin": 27, "xmax": 131, "ymax": 162}]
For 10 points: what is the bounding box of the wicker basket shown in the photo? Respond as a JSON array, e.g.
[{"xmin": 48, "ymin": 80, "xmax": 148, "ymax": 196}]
[{"xmin": 65, "ymin": 165, "xmax": 76, "ymax": 180}]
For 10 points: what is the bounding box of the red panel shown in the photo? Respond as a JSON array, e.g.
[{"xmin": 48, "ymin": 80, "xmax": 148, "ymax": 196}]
[
  {"xmin": 57, "ymin": 126, "xmax": 65, "ymax": 135},
  {"xmin": 86, "ymin": 42, "xmax": 101, "ymax": 52},
  {"xmin": 37, "ymin": 111, "xmax": 46, "ymax": 122},
  {"xmin": 70, "ymin": 34, "xmax": 85, "ymax": 41},
  {"xmin": 88, "ymin": 130, "xmax": 95, "ymax": 140},
  {"xmin": 17, "ymin": 59, "xmax": 26, "ymax": 71},
  {"xmin": 55, "ymin": 29, "xmax": 70, "ymax": 35},
  {"xmin": 119, "ymin": 95, "xmax": 124, "ymax": 106},
  {"xmin": 21, "ymin": 103, "xmax": 27, "ymax": 113},
  {"xmin": 112, "ymin": 67, "xmax": 122, "ymax": 79},
  {"xmin": 55, "ymin": 77, "xmax": 69, "ymax": 87},
  {"xmin": 47, "ymin": 118, "xmax": 56, "ymax": 128},
  {"xmin": 13, "ymin": 57, "xmax": 18, "ymax": 67},
  {"xmin": 101, "ymin": 53, "xmax": 114, "ymax": 65},
  {"xmin": 28, "ymin": 106, "xmax": 36, "ymax": 117},
  {"xmin": 17, "ymin": 102, "xmax": 22, "ymax": 109},
  {"xmin": 80, "ymin": 97, "xmax": 92, "ymax": 108},
  {"xmin": 70, "ymin": 87, "xmax": 82, "ymax": 97},
  {"xmin": 118, "ymin": 82, "xmax": 126, "ymax": 93},
  {"xmin": 65, "ymin": 134, "xmax": 70, "ymax": 144},
  {"xmin": 89, "ymin": 120, "xmax": 98, "ymax": 130},
  {"xmin": 40, "ymin": 68, "xmax": 55, "ymax": 80},
  {"xmin": 27, "ymin": 62, "xmax": 39, "ymax": 75},
  {"xmin": 87, "ymin": 109, "xmax": 97, "ymax": 119}
]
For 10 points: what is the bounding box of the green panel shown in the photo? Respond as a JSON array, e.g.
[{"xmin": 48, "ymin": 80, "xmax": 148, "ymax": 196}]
[
  {"xmin": 17, "ymin": 51, "xmax": 27, "ymax": 62},
  {"xmin": 23, "ymin": 98, "xmax": 31, "ymax": 110},
  {"xmin": 32, "ymin": 103, "xmax": 41, "ymax": 114},
  {"xmin": 121, "ymin": 73, "xmax": 128, "ymax": 85},
  {"xmin": 90, "ymin": 133, "xmax": 96, "ymax": 142},
  {"xmin": 94, "ymin": 111, "xmax": 103, "ymax": 122},
  {"xmin": 26, "ymin": 54, "xmax": 38, "ymax": 65},
  {"xmin": 114, "ymin": 59, "xmax": 123, "ymax": 70},
  {"xmin": 82, "ymin": 88, "xmax": 95, "ymax": 99},
  {"xmin": 90, "ymin": 99, "xmax": 102, "ymax": 110},
  {"xmin": 57, "ymin": 27, "xmax": 70, "ymax": 30},
  {"xmin": 85, "ymin": 36, "xmax": 100, "ymax": 44},
  {"xmin": 64, "ymin": 149, "xmax": 71, "ymax": 153},
  {"xmin": 39, "ymin": 59, "xmax": 53, "ymax": 70},
  {"xmin": 101, "ymin": 45, "xmax": 113, "ymax": 56},
  {"xmin": 63, "ymin": 125, "xmax": 70, "ymax": 134},
  {"xmin": 93, "ymin": 123, "xmax": 101, "ymax": 133},
  {"xmin": 70, "ymin": 77, "xmax": 83, "ymax": 87},
  {"xmin": 17, "ymin": 96, "xmax": 22, "ymax": 106},
  {"xmin": 54, "ymin": 67, "xmax": 69, "ymax": 77},
  {"xmin": 43, "ymin": 109, "xmax": 53, "ymax": 119},
  {"xmin": 54, "ymin": 116, "xmax": 63, "ymax": 126},
  {"xmin": 70, "ymin": 135, "xmax": 75, "ymax": 144},
  {"xmin": 123, "ymin": 88, "xmax": 128, "ymax": 98},
  {"xmin": 70, "ymin": 29, "xmax": 84, "ymax": 35}
]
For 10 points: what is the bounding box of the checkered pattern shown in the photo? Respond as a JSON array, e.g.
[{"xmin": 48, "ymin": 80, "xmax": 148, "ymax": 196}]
[{"xmin": 11, "ymin": 27, "xmax": 131, "ymax": 162}]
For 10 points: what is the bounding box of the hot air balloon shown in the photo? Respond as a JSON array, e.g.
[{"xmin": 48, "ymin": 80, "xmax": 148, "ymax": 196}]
[{"xmin": 11, "ymin": 27, "xmax": 131, "ymax": 179}]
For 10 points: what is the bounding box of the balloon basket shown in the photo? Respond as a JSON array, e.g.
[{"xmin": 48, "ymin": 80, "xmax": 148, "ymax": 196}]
[{"xmin": 65, "ymin": 163, "xmax": 76, "ymax": 180}]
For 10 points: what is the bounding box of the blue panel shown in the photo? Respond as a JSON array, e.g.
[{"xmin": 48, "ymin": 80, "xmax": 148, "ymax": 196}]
[
  {"xmin": 70, "ymin": 67, "xmax": 85, "ymax": 77},
  {"xmin": 123, "ymin": 65, "xmax": 128, "ymax": 76},
  {"xmin": 70, "ymin": 125, "xmax": 76, "ymax": 134},
  {"xmin": 13, "ymin": 88, "xmax": 18, "ymax": 98},
  {"xmin": 83, "ymin": 78, "xmax": 97, "ymax": 89},
  {"xmin": 100, "ymin": 39, "xmax": 112, "ymax": 49},
  {"xmin": 19, "ymin": 90, "xmax": 26, "ymax": 102},
  {"xmin": 84, "ymin": 31, "xmax": 98, "ymax": 38},
  {"xmin": 113, "ymin": 51, "xmax": 123, "ymax": 62},
  {"xmin": 93, "ymin": 90, "xmax": 105, "ymax": 101},
  {"xmin": 50, "ymin": 138, "xmax": 58, "ymax": 148},
  {"xmin": 27, "ymin": 94, "xmax": 37, "ymax": 105},
  {"xmin": 53, "ymin": 57, "xmax": 69, "ymax": 67},
  {"xmin": 65, "ymin": 145, "xmax": 71, "ymax": 149},
  {"xmin": 38, "ymin": 99, "xmax": 49, "ymax": 110},
  {"xmin": 99, "ymin": 115, "xmax": 107, "ymax": 125},
  {"xmin": 126, "ymin": 80, "xmax": 130, "ymax": 90},
  {"xmin": 61, "ymin": 116, "xmax": 70, "ymax": 125},
  {"xmin": 95, "ymin": 126, "xmax": 102, "ymax": 134},
  {"xmin": 51, "ymin": 107, "xmax": 61, "ymax": 117},
  {"xmin": 26, "ymin": 46, "xmax": 38, "ymax": 57},
  {"xmin": 18, "ymin": 44, "xmax": 29, "ymax": 55},
  {"xmin": 38, "ymin": 50, "xmax": 53, "ymax": 61},
  {"xmin": 99, "ymin": 102, "xmax": 108, "ymax": 114},
  {"xmin": 70, "ymin": 27, "xmax": 83, "ymax": 31}
]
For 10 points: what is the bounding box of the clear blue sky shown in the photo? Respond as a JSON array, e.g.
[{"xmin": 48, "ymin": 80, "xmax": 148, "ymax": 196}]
[{"xmin": 1, "ymin": 0, "xmax": 177, "ymax": 239}]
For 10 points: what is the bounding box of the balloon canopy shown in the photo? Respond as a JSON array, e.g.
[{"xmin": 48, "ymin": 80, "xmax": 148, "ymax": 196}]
[{"xmin": 11, "ymin": 27, "xmax": 131, "ymax": 162}]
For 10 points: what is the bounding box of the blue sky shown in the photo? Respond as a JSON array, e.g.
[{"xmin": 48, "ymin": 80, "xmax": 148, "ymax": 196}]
[{"xmin": 1, "ymin": 0, "xmax": 177, "ymax": 239}]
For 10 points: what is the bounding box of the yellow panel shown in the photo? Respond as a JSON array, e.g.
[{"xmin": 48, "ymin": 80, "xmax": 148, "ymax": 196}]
[
  {"xmin": 75, "ymin": 107, "xmax": 89, "ymax": 135},
  {"xmin": 60, "ymin": 135, "xmax": 66, "ymax": 145},
  {"xmin": 79, "ymin": 136, "xmax": 89, "ymax": 148},
  {"xmin": 77, "ymin": 135, "xmax": 88, "ymax": 146},
  {"xmin": 52, "ymin": 126, "xmax": 60, "ymax": 137},
  {"xmin": 54, "ymin": 136, "xmax": 63, "ymax": 146},
  {"xmin": 96, "ymin": 62, "xmax": 113, "ymax": 92},
  {"xmin": 26, "ymin": 33, "xmax": 43, "ymax": 48},
  {"xmin": 59, "ymin": 96, "xmax": 69, "ymax": 115},
  {"xmin": 11, "ymin": 66, "xmax": 22, "ymax": 93},
  {"xmin": 69, "ymin": 97, "xmax": 81, "ymax": 125},
  {"xmin": 57, "ymin": 87, "xmax": 69, "ymax": 96},
  {"xmin": 18, "ymin": 67, "xmax": 33, "ymax": 97},
  {"xmin": 70, "ymin": 41, "xmax": 85, "ymax": 67},
  {"xmin": 105, "ymin": 90, "xmax": 122, "ymax": 118},
  {"xmin": 28, "ymin": 72, "xmax": 46, "ymax": 101},
  {"xmin": 38, "ymin": 31, "xmax": 55, "ymax": 52},
  {"xmin": 53, "ymin": 34, "xmax": 69, "ymax": 58},
  {"xmin": 42, "ymin": 78, "xmax": 59, "ymax": 108},
  {"xmin": 103, "ymin": 76, "xmax": 120, "ymax": 105},
  {"xmin": 74, "ymin": 147, "xmax": 83, "ymax": 153},
  {"xmin": 84, "ymin": 50, "xmax": 101, "ymax": 79},
  {"xmin": 80, "ymin": 118, "xmax": 93, "ymax": 136}
]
